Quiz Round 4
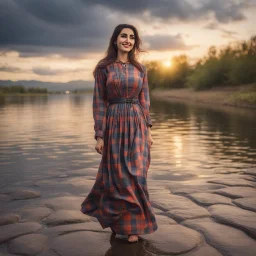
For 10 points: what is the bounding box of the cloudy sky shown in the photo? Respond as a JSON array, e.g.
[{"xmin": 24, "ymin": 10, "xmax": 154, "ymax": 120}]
[{"xmin": 1, "ymin": 0, "xmax": 255, "ymax": 83}]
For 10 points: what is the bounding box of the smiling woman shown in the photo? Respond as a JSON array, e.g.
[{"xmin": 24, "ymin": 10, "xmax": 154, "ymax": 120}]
[{"xmin": 80, "ymin": 24, "xmax": 158, "ymax": 243}]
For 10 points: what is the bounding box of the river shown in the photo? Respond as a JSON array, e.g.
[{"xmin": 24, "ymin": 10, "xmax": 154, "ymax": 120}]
[{"xmin": 0, "ymin": 94, "xmax": 255, "ymax": 186}]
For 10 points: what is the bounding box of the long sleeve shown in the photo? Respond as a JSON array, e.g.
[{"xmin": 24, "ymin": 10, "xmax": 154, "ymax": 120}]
[
  {"xmin": 139, "ymin": 66, "xmax": 153, "ymax": 128},
  {"xmin": 93, "ymin": 67, "xmax": 108, "ymax": 140}
]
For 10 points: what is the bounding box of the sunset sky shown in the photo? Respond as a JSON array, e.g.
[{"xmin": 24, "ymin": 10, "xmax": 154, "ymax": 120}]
[{"xmin": 1, "ymin": 0, "xmax": 255, "ymax": 83}]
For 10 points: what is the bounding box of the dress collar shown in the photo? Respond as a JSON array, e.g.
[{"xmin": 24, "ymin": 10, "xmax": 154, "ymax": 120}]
[{"xmin": 115, "ymin": 59, "xmax": 130, "ymax": 64}]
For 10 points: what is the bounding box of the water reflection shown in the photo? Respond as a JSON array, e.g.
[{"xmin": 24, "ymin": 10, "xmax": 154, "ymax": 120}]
[
  {"xmin": 105, "ymin": 234, "xmax": 147, "ymax": 256},
  {"xmin": 149, "ymin": 97, "xmax": 256, "ymax": 179},
  {"xmin": 0, "ymin": 94, "xmax": 255, "ymax": 186}
]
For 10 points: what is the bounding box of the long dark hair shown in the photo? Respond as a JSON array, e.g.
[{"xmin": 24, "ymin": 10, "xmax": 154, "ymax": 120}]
[{"xmin": 93, "ymin": 24, "xmax": 147, "ymax": 77}]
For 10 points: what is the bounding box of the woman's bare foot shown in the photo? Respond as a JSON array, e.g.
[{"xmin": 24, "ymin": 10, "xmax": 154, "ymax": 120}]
[{"xmin": 128, "ymin": 235, "xmax": 138, "ymax": 243}]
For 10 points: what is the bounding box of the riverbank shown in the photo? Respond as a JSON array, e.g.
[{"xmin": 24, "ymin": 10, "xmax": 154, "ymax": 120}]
[
  {"xmin": 0, "ymin": 93, "xmax": 49, "ymax": 96},
  {"xmin": 0, "ymin": 91, "xmax": 93, "ymax": 97},
  {"xmin": 151, "ymin": 83, "xmax": 256, "ymax": 109}
]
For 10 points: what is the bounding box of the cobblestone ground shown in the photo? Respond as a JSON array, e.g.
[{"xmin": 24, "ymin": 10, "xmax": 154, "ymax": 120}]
[{"xmin": 0, "ymin": 167, "xmax": 255, "ymax": 256}]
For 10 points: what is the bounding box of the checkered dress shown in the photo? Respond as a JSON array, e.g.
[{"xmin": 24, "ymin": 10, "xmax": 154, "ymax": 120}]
[{"xmin": 80, "ymin": 61, "xmax": 158, "ymax": 235}]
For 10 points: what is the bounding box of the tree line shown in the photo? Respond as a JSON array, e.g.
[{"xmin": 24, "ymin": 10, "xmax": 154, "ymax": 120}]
[
  {"xmin": 146, "ymin": 35, "xmax": 256, "ymax": 91},
  {"xmin": 0, "ymin": 85, "xmax": 48, "ymax": 94}
]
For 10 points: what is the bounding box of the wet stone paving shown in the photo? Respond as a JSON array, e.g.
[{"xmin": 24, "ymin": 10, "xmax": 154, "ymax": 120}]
[{"xmin": 0, "ymin": 167, "xmax": 256, "ymax": 256}]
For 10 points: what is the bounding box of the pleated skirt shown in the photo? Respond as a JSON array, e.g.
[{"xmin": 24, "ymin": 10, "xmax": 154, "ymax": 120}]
[{"xmin": 80, "ymin": 103, "xmax": 158, "ymax": 235}]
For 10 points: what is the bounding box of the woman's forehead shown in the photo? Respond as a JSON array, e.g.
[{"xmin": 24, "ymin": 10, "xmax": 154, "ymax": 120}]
[{"xmin": 120, "ymin": 28, "xmax": 134, "ymax": 35}]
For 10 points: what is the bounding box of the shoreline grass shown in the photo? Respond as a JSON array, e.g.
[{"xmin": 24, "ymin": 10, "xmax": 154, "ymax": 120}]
[{"xmin": 151, "ymin": 83, "xmax": 256, "ymax": 109}]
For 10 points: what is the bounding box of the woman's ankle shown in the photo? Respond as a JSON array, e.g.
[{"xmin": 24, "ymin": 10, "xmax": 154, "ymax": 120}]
[{"xmin": 128, "ymin": 234, "xmax": 138, "ymax": 240}]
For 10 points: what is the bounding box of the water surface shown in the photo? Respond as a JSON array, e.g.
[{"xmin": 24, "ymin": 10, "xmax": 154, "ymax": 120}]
[{"xmin": 0, "ymin": 94, "xmax": 255, "ymax": 186}]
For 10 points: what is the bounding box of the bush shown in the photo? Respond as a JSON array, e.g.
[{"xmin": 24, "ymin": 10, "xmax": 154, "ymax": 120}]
[
  {"xmin": 227, "ymin": 56, "xmax": 256, "ymax": 85},
  {"xmin": 147, "ymin": 35, "xmax": 256, "ymax": 91}
]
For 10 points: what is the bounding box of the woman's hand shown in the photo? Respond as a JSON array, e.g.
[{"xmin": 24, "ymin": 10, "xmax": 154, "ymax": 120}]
[
  {"xmin": 148, "ymin": 129, "xmax": 154, "ymax": 148},
  {"xmin": 95, "ymin": 137, "xmax": 104, "ymax": 154}
]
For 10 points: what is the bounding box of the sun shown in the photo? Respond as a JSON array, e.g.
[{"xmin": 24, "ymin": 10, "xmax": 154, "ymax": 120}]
[{"xmin": 163, "ymin": 60, "xmax": 172, "ymax": 67}]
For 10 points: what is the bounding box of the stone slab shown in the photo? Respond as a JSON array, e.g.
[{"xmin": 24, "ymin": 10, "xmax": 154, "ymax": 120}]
[
  {"xmin": 208, "ymin": 204, "xmax": 256, "ymax": 238},
  {"xmin": 187, "ymin": 192, "xmax": 232, "ymax": 206},
  {"xmin": 140, "ymin": 225, "xmax": 203, "ymax": 255},
  {"xmin": 0, "ymin": 214, "xmax": 20, "ymax": 226},
  {"xmin": 213, "ymin": 186, "xmax": 256, "ymax": 198},
  {"xmin": 42, "ymin": 210, "xmax": 91, "ymax": 226},
  {"xmin": 150, "ymin": 193, "xmax": 210, "ymax": 222},
  {"xmin": 182, "ymin": 217, "xmax": 256, "ymax": 256},
  {"xmin": 233, "ymin": 197, "xmax": 256, "ymax": 212},
  {"xmin": 49, "ymin": 231, "xmax": 110, "ymax": 256},
  {"xmin": 0, "ymin": 222, "xmax": 42, "ymax": 244},
  {"xmin": 8, "ymin": 234, "xmax": 48, "ymax": 255}
]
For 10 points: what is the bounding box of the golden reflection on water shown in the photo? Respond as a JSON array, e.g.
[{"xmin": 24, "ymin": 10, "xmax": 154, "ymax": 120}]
[
  {"xmin": 173, "ymin": 135, "xmax": 183, "ymax": 167},
  {"xmin": 0, "ymin": 94, "xmax": 255, "ymax": 185}
]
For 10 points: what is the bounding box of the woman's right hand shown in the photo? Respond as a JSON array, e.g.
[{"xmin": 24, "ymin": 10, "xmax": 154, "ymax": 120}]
[{"xmin": 95, "ymin": 137, "xmax": 104, "ymax": 154}]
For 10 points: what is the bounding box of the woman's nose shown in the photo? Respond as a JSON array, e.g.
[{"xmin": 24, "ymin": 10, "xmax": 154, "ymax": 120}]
[{"xmin": 125, "ymin": 38, "xmax": 131, "ymax": 43}]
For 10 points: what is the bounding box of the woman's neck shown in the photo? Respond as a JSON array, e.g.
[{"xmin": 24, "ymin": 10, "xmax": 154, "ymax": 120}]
[
  {"xmin": 116, "ymin": 59, "xmax": 130, "ymax": 64},
  {"xmin": 116, "ymin": 53, "xmax": 129, "ymax": 63}
]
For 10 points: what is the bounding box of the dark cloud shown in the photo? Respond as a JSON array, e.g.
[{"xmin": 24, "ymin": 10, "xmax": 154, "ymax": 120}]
[
  {"xmin": 0, "ymin": 0, "xmax": 115, "ymax": 57},
  {"xmin": 32, "ymin": 66, "xmax": 86, "ymax": 76},
  {"xmin": 15, "ymin": 0, "xmax": 87, "ymax": 25},
  {"xmin": 221, "ymin": 29, "xmax": 237, "ymax": 36},
  {"xmin": 220, "ymin": 29, "xmax": 238, "ymax": 39},
  {"xmin": 204, "ymin": 22, "xmax": 219, "ymax": 30},
  {"xmin": 199, "ymin": 0, "xmax": 247, "ymax": 23},
  {"xmin": 142, "ymin": 34, "xmax": 197, "ymax": 51},
  {"xmin": 32, "ymin": 67, "xmax": 66, "ymax": 76},
  {"xmin": 81, "ymin": 0, "xmax": 251, "ymax": 22},
  {"xmin": 0, "ymin": 65, "xmax": 24, "ymax": 73},
  {"xmin": 203, "ymin": 22, "xmax": 238, "ymax": 39},
  {"xmin": 0, "ymin": 64, "xmax": 85, "ymax": 76},
  {"xmin": 0, "ymin": 0, "xmax": 253, "ymax": 57}
]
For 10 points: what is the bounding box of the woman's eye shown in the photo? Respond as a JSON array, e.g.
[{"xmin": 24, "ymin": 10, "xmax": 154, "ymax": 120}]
[{"xmin": 121, "ymin": 35, "xmax": 135, "ymax": 39}]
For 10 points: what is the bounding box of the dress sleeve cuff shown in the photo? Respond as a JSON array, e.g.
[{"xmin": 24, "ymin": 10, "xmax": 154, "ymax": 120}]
[
  {"xmin": 95, "ymin": 130, "xmax": 104, "ymax": 141},
  {"xmin": 147, "ymin": 116, "xmax": 152, "ymax": 128}
]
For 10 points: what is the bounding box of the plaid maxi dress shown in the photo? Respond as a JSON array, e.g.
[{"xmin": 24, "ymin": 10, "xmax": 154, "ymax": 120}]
[{"xmin": 80, "ymin": 60, "xmax": 158, "ymax": 235}]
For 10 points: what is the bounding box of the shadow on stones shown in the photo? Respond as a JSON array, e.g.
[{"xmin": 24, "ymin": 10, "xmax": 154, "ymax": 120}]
[{"xmin": 104, "ymin": 234, "xmax": 149, "ymax": 256}]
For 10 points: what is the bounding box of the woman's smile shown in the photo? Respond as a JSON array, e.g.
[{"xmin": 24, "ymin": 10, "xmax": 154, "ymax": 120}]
[{"xmin": 122, "ymin": 43, "xmax": 131, "ymax": 48}]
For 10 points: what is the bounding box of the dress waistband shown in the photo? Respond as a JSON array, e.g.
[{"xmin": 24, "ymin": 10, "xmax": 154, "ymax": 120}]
[
  {"xmin": 108, "ymin": 98, "xmax": 139, "ymax": 105},
  {"xmin": 107, "ymin": 97, "xmax": 148, "ymax": 125}
]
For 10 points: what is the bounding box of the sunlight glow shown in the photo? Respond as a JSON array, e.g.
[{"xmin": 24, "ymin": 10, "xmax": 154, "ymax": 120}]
[{"xmin": 163, "ymin": 60, "xmax": 172, "ymax": 67}]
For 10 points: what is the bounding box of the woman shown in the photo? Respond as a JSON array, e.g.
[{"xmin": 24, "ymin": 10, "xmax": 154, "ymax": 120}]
[{"xmin": 80, "ymin": 24, "xmax": 158, "ymax": 243}]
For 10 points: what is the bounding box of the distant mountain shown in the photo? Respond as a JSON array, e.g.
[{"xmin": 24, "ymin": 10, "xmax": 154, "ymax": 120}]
[{"xmin": 0, "ymin": 80, "xmax": 94, "ymax": 92}]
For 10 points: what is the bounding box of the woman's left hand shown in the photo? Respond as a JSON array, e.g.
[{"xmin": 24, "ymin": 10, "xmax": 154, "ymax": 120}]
[{"xmin": 148, "ymin": 132, "xmax": 154, "ymax": 148}]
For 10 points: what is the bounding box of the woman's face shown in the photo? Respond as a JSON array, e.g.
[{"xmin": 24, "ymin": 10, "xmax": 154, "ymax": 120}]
[{"xmin": 115, "ymin": 28, "xmax": 135, "ymax": 53}]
